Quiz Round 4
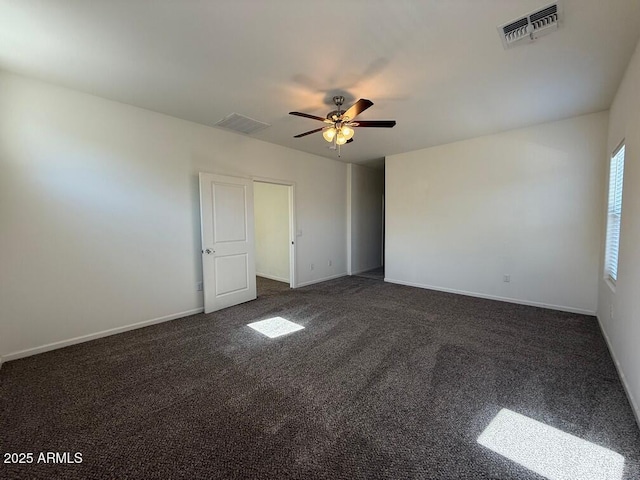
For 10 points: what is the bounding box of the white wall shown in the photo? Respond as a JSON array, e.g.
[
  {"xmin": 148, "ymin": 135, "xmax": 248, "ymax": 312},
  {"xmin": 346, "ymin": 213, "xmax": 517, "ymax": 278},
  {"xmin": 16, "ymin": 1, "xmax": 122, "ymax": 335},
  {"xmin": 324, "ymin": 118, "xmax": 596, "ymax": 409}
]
[
  {"xmin": 254, "ymin": 182, "xmax": 290, "ymax": 283},
  {"xmin": 0, "ymin": 71, "xmax": 346, "ymax": 361},
  {"xmin": 386, "ymin": 111, "xmax": 608, "ymax": 314},
  {"xmin": 597, "ymin": 39, "xmax": 640, "ymax": 424},
  {"xmin": 347, "ymin": 164, "xmax": 384, "ymax": 275}
]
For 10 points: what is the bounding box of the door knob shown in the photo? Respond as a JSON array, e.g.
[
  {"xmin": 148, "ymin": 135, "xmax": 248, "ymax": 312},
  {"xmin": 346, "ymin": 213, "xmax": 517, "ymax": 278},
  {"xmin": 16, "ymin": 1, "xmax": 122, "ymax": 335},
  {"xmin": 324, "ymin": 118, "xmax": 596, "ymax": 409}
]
[{"xmin": 204, "ymin": 248, "xmax": 214, "ymax": 255}]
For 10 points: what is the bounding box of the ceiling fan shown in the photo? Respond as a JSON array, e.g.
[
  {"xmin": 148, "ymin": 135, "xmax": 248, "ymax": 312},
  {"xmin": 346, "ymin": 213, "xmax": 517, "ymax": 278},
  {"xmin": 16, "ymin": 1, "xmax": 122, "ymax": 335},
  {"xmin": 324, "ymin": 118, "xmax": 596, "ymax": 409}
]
[{"xmin": 289, "ymin": 96, "xmax": 396, "ymax": 156}]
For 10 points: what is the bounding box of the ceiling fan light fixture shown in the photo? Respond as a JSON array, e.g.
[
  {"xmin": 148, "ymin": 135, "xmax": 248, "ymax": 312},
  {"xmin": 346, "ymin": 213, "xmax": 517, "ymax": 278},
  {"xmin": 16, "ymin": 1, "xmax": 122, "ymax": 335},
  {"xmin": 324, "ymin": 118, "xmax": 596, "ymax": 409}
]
[
  {"xmin": 342, "ymin": 125, "xmax": 354, "ymax": 140},
  {"xmin": 322, "ymin": 127, "xmax": 336, "ymax": 142},
  {"xmin": 290, "ymin": 97, "xmax": 396, "ymax": 155}
]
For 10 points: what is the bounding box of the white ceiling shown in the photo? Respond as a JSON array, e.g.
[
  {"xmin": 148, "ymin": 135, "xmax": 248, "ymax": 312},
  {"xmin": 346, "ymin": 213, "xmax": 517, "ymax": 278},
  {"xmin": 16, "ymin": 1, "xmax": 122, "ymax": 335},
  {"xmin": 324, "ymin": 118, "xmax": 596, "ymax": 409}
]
[{"xmin": 1, "ymin": 1, "xmax": 639, "ymax": 166}]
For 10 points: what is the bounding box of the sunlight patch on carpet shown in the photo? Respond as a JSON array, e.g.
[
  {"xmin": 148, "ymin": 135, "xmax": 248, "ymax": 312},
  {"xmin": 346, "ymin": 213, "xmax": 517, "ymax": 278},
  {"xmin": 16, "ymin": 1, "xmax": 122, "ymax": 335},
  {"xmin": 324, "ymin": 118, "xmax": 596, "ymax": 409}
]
[
  {"xmin": 478, "ymin": 409, "xmax": 624, "ymax": 480},
  {"xmin": 247, "ymin": 317, "xmax": 304, "ymax": 338}
]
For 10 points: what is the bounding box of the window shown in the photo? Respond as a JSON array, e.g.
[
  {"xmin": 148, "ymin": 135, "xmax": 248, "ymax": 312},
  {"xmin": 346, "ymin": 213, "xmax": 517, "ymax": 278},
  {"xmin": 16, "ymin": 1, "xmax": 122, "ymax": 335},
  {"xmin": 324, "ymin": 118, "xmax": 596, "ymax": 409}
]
[{"xmin": 604, "ymin": 143, "xmax": 625, "ymax": 284}]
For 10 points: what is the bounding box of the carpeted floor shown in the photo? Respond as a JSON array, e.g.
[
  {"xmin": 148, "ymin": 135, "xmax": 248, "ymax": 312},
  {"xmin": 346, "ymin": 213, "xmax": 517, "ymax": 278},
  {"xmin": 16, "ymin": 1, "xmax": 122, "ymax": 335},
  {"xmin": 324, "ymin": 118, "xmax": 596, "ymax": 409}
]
[
  {"xmin": 1, "ymin": 276, "xmax": 639, "ymax": 479},
  {"xmin": 354, "ymin": 267, "xmax": 384, "ymax": 281}
]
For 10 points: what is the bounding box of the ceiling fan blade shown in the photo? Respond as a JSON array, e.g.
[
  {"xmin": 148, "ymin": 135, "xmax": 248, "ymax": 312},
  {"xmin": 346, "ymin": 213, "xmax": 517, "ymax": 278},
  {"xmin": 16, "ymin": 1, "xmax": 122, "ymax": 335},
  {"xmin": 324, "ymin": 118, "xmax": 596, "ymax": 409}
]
[
  {"xmin": 289, "ymin": 111, "xmax": 330, "ymax": 123},
  {"xmin": 342, "ymin": 99, "xmax": 373, "ymax": 121},
  {"xmin": 293, "ymin": 127, "xmax": 325, "ymax": 138},
  {"xmin": 346, "ymin": 138, "xmax": 354, "ymax": 144},
  {"xmin": 353, "ymin": 120, "xmax": 396, "ymax": 128}
]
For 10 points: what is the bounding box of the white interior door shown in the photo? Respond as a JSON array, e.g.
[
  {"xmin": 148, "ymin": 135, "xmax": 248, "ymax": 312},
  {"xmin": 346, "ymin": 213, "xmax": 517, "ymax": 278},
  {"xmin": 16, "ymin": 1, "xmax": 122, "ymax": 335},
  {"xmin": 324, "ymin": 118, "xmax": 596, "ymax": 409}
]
[{"xmin": 199, "ymin": 173, "xmax": 256, "ymax": 313}]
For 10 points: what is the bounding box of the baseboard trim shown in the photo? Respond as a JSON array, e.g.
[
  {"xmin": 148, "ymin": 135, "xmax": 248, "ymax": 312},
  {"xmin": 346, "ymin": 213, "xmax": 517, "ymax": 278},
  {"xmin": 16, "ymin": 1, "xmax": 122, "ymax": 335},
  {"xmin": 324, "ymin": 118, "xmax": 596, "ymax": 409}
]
[
  {"xmin": 596, "ymin": 315, "xmax": 640, "ymax": 429},
  {"xmin": 256, "ymin": 273, "xmax": 290, "ymax": 284},
  {"xmin": 297, "ymin": 273, "xmax": 347, "ymax": 288},
  {"xmin": 1, "ymin": 307, "xmax": 204, "ymax": 363},
  {"xmin": 383, "ymin": 278, "xmax": 596, "ymax": 316}
]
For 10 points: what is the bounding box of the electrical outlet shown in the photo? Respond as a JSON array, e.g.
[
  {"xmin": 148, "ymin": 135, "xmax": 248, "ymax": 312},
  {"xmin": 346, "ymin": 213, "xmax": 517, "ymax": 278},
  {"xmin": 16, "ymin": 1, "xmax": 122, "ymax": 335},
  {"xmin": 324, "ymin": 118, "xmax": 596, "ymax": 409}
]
[
  {"xmin": 197, "ymin": 282, "xmax": 203, "ymax": 291},
  {"xmin": 328, "ymin": 260, "xmax": 332, "ymax": 267},
  {"xmin": 503, "ymin": 274, "xmax": 511, "ymax": 283},
  {"xmin": 310, "ymin": 263, "xmax": 314, "ymax": 271}
]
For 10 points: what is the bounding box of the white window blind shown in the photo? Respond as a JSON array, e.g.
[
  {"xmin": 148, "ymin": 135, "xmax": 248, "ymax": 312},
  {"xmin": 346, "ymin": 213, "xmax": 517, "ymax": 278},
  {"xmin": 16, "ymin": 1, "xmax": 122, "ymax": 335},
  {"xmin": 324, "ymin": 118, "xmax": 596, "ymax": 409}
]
[{"xmin": 604, "ymin": 144, "xmax": 625, "ymax": 283}]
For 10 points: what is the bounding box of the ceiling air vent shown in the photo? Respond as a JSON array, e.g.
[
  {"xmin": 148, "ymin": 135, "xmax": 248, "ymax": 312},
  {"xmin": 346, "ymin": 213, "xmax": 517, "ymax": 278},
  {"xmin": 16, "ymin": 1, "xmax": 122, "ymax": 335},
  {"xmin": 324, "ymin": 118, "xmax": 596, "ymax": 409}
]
[
  {"xmin": 214, "ymin": 113, "xmax": 270, "ymax": 135},
  {"xmin": 498, "ymin": 2, "xmax": 563, "ymax": 50}
]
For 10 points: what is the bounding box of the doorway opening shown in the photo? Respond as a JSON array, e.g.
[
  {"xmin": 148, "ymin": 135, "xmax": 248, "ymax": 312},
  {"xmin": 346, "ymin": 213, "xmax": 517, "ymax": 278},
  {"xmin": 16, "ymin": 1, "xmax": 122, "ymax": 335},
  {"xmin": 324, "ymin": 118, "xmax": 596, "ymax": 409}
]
[
  {"xmin": 253, "ymin": 180, "xmax": 295, "ymax": 296},
  {"xmin": 347, "ymin": 163, "xmax": 385, "ymax": 281}
]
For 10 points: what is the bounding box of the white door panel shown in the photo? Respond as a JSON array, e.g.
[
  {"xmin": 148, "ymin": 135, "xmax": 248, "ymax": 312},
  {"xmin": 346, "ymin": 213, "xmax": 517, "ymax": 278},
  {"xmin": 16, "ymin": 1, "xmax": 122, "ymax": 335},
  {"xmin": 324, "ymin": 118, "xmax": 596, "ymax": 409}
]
[
  {"xmin": 199, "ymin": 173, "xmax": 256, "ymax": 313},
  {"xmin": 213, "ymin": 183, "xmax": 247, "ymax": 243},
  {"xmin": 215, "ymin": 254, "xmax": 249, "ymax": 295}
]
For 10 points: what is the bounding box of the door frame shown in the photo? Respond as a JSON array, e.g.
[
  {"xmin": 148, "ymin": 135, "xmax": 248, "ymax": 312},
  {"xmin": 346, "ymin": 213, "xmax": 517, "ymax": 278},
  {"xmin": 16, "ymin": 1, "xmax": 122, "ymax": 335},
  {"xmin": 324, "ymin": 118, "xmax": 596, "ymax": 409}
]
[{"xmin": 252, "ymin": 176, "xmax": 297, "ymax": 289}]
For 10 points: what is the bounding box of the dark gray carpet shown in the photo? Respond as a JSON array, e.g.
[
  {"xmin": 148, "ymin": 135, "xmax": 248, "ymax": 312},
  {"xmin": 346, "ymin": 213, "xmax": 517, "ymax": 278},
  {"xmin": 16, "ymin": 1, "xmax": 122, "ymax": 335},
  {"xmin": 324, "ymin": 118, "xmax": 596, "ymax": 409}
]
[
  {"xmin": 1, "ymin": 276, "xmax": 639, "ymax": 479},
  {"xmin": 355, "ymin": 267, "xmax": 384, "ymax": 281}
]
